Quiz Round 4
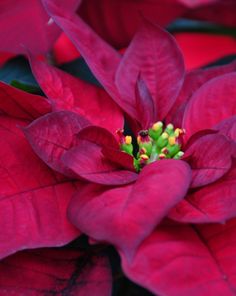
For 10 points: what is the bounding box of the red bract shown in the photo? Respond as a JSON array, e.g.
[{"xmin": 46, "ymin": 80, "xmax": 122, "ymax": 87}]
[
  {"xmin": 0, "ymin": 247, "xmax": 112, "ymax": 296},
  {"xmin": 0, "ymin": 84, "xmax": 85, "ymax": 259},
  {"xmin": 121, "ymin": 218, "xmax": 236, "ymax": 296},
  {"xmin": 78, "ymin": 0, "xmax": 236, "ymax": 49},
  {"xmin": 25, "ymin": 2, "xmax": 236, "ymax": 294},
  {"xmin": 29, "ymin": 55, "xmax": 123, "ymax": 133},
  {"xmin": 0, "ymin": 0, "xmax": 81, "ymax": 55}
]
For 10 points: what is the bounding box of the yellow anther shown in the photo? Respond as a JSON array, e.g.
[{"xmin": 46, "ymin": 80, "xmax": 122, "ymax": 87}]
[
  {"xmin": 174, "ymin": 128, "xmax": 184, "ymax": 137},
  {"xmin": 125, "ymin": 136, "xmax": 132, "ymax": 145},
  {"xmin": 161, "ymin": 132, "xmax": 169, "ymax": 139},
  {"xmin": 140, "ymin": 154, "xmax": 149, "ymax": 160},
  {"xmin": 159, "ymin": 153, "xmax": 166, "ymax": 159},
  {"xmin": 168, "ymin": 136, "xmax": 176, "ymax": 146},
  {"xmin": 137, "ymin": 135, "xmax": 141, "ymax": 144},
  {"xmin": 139, "ymin": 147, "xmax": 147, "ymax": 154},
  {"xmin": 161, "ymin": 147, "xmax": 169, "ymax": 155},
  {"xmin": 166, "ymin": 123, "xmax": 174, "ymax": 130},
  {"xmin": 152, "ymin": 121, "xmax": 163, "ymax": 131}
]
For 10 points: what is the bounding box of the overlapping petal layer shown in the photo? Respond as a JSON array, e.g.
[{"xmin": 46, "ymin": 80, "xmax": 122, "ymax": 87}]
[
  {"xmin": 0, "ymin": 115, "xmax": 80, "ymax": 259},
  {"xmin": 121, "ymin": 219, "xmax": 236, "ymax": 296},
  {"xmin": 68, "ymin": 160, "xmax": 191, "ymax": 257},
  {"xmin": 0, "ymin": 248, "xmax": 112, "ymax": 296},
  {"xmin": 0, "ymin": 0, "xmax": 80, "ymax": 55},
  {"xmin": 183, "ymin": 73, "xmax": 236, "ymax": 141},
  {"xmin": 29, "ymin": 57, "xmax": 123, "ymax": 131}
]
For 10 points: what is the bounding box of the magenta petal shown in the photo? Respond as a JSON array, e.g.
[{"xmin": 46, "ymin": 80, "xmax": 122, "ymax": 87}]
[
  {"xmin": 178, "ymin": 0, "xmax": 219, "ymax": 8},
  {"xmin": 135, "ymin": 77, "xmax": 156, "ymax": 129},
  {"xmin": 121, "ymin": 220, "xmax": 236, "ymax": 296},
  {"xmin": 102, "ymin": 147, "xmax": 135, "ymax": 171},
  {"xmin": 215, "ymin": 115, "xmax": 236, "ymax": 142},
  {"xmin": 68, "ymin": 160, "xmax": 191, "ymax": 257},
  {"xmin": 183, "ymin": 72, "xmax": 236, "ymax": 141},
  {"xmin": 43, "ymin": 0, "xmax": 122, "ymax": 108},
  {"xmin": 0, "ymin": 81, "xmax": 51, "ymax": 120},
  {"xmin": 62, "ymin": 141, "xmax": 137, "ymax": 185},
  {"xmin": 167, "ymin": 60, "xmax": 236, "ymax": 126},
  {"xmin": 184, "ymin": 134, "xmax": 233, "ymax": 187},
  {"xmin": 0, "ymin": 248, "xmax": 112, "ymax": 296},
  {"xmin": 30, "ymin": 57, "xmax": 123, "ymax": 132},
  {"xmin": 76, "ymin": 125, "xmax": 119, "ymax": 149},
  {"xmin": 24, "ymin": 111, "xmax": 90, "ymax": 177},
  {"xmin": 0, "ymin": 116, "xmax": 80, "ymax": 259},
  {"xmin": 169, "ymin": 162, "xmax": 236, "ymax": 223},
  {"xmin": 0, "ymin": 0, "xmax": 80, "ymax": 55},
  {"xmin": 115, "ymin": 20, "xmax": 185, "ymax": 121},
  {"xmin": 78, "ymin": 0, "xmax": 186, "ymax": 48}
]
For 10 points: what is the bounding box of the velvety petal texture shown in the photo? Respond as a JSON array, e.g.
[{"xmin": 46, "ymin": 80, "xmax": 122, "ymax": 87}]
[
  {"xmin": 62, "ymin": 126, "xmax": 137, "ymax": 185},
  {"xmin": 0, "ymin": 248, "xmax": 112, "ymax": 296},
  {"xmin": 30, "ymin": 57, "xmax": 123, "ymax": 132},
  {"xmin": 0, "ymin": 0, "xmax": 80, "ymax": 55},
  {"xmin": 184, "ymin": 133, "xmax": 233, "ymax": 187},
  {"xmin": 0, "ymin": 115, "xmax": 80, "ymax": 259},
  {"xmin": 63, "ymin": 142, "xmax": 138, "ymax": 185},
  {"xmin": 121, "ymin": 219, "xmax": 236, "ymax": 296},
  {"xmin": 169, "ymin": 162, "xmax": 236, "ymax": 223},
  {"xmin": 183, "ymin": 73, "xmax": 236, "ymax": 141},
  {"xmin": 115, "ymin": 19, "xmax": 185, "ymax": 123},
  {"xmin": 215, "ymin": 116, "xmax": 236, "ymax": 143},
  {"xmin": 167, "ymin": 60, "xmax": 236, "ymax": 126},
  {"xmin": 68, "ymin": 160, "xmax": 191, "ymax": 257},
  {"xmin": 178, "ymin": 0, "xmax": 218, "ymax": 8},
  {"xmin": 0, "ymin": 81, "xmax": 51, "ymax": 120},
  {"xmin": 24, "ymin": 111, "xmax": 90, "ymax": 177},
  {"xmin": 78, "ymin": 0, "xmax": 186, "ymax": 48},
  {"xmin": 43, "ymin": 0, "xmax": 122, "ymax": 107}
]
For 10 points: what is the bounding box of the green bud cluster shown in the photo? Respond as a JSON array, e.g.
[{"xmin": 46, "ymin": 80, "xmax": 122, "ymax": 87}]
[{"xmin": 119, "ymin": 122, "xmax": 185, "ymax": 172}]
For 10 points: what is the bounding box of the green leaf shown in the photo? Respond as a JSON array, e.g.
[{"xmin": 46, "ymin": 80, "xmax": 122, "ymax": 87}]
[
  {"xmin": 0, "ymin": 56, "xmax": 43, "ymax": 94},
  {"xmin": 168, "ymin": 19, "xmax": 236, "ymax": 37}
]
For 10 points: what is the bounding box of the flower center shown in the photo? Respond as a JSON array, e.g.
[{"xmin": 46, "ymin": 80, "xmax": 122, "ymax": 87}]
[{"xmin": 117, "ymin": 122, "xmax": 185, "ymax": 172}]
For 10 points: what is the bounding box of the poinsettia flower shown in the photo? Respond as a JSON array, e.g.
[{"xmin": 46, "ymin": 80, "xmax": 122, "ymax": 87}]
[
  {"xmin": 0, "ymin": 246, "xmax": 112, "ymax": 296},
  {"xmin": 0, "ymin": 0, "xmax": 81, "ymax": 56},
  {"xmin": 24, "ymin": 2, "xmax": 236, "ymax": 293},
  {"xmin": 25, "ymin": 5, "xmax": 236, "ymax": 252}
]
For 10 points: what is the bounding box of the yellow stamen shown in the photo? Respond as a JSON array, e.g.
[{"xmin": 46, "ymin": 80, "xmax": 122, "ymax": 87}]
[
  {"xmin": 166, "ymin": 123, "xmax": 174, "ymax": 130},
  {"xmin": 161, "ymin": 132, "xmax": 169, "ymax": 139},
  {"xmin": 174, "ymin": 128, "xmax": 184, "ymax": 137},
  {"xmin": 140, "ymin": 154, "xmax": 149, "ymax": 160},
  {"xmin": 161, "ymin": 147, "xmax": 169, "ymax": 155},
  {"xmin": 139, "ymin": 147, "xmax": 147, "ymax": 154},
  {"xmin": 152, "ymin": 121, "xmax": 163, "ymax": 131},
  {"xmin": 168, "ymin": 136, "xmax": 176, "ymax": 146},
  {"xmin": 137, "ymin": 135, "xmax": 141, "ymax": 144},
  {"xmin": 125, "ymin": 136, "xmax": 132, "ymax": 145}
]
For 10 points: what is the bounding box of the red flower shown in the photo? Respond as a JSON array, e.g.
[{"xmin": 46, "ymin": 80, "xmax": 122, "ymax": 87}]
[
  {"xmin": 23, "ymin": 2, "xmax": 236, "ymax": 295},
  {"xmin": 24, "ymin": 1, "xmax": 236, "ymax": 294}
]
